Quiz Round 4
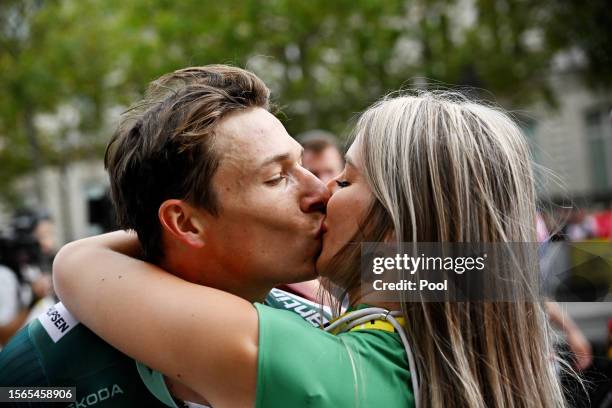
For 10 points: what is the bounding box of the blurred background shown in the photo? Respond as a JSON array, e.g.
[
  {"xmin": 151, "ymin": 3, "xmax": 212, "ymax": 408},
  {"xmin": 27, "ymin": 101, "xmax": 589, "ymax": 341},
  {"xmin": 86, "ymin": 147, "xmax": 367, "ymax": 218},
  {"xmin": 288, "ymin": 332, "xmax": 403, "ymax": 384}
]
[
  {"xmin": 0, "ymin": 0, "xmax": 611, "ymax": 402},
  {"xmin": 1, "ymin": 0, "xmax": 611, "ymax": 242}
]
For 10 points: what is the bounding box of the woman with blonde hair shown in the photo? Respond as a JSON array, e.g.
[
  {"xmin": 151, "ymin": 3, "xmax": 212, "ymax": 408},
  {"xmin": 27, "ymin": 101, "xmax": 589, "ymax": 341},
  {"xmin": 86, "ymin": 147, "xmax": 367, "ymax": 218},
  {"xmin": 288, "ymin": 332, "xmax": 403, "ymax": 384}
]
[{"xmin": 54, "ymin": 91, "xmax": 567, "ymax": 407}]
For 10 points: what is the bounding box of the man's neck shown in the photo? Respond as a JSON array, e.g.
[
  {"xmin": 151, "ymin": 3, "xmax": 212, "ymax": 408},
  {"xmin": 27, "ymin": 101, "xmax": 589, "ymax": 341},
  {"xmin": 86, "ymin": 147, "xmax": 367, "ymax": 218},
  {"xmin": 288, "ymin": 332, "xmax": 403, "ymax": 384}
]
[
  {"xmin": 158, "ymin": 256, "xmax": 269, "ymax": 303},
  {"xmin": 157, "ymin": 255, "xmax": 270, "ymax": 405}
]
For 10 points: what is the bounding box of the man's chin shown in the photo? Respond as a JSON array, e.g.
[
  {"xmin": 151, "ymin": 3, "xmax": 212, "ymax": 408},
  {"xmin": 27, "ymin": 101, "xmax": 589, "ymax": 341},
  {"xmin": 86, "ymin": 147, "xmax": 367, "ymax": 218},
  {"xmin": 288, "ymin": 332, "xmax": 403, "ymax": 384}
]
[
  {"xmin": 276, "ymin": 277, "xmax": 320, "ymax": 301},
  {"xmin": 291, "ymin": 265, "xmax": 318, "ymax": 283}
]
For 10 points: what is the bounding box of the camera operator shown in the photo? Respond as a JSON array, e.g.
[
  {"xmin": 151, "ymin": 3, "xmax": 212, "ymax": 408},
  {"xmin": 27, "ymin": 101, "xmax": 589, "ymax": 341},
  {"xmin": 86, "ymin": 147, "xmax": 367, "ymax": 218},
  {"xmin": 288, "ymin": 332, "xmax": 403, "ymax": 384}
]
[{"xmin": 0, "ymin": 210, "xmax": 55, "ymax": 347}]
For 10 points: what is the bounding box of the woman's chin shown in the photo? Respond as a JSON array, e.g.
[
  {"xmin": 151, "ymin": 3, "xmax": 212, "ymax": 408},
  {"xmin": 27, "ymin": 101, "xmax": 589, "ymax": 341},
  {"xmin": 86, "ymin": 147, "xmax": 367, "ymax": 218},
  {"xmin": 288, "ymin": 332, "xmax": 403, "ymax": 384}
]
[{"xmin": 315, "ymin": 250, "xmax": 331, "ymax": 277}]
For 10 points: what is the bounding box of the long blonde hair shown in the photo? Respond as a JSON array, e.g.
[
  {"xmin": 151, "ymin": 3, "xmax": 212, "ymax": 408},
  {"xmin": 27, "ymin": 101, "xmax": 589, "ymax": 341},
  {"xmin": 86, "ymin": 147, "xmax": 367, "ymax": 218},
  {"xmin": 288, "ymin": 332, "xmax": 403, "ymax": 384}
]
[{"xmin": 322, "ymin": 92, "xmax": 567, "ymax": 407}]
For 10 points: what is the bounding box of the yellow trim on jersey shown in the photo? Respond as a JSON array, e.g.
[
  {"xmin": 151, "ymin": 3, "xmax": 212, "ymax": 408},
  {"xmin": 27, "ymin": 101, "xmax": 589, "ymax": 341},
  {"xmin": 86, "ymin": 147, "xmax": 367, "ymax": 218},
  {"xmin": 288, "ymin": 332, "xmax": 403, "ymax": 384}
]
[
  {"xmin": 347, "ymin": 316, "xmax": 406, "ymax": 333},
  {"xmin": 327, "ymin": 315, "xmax": 406, "ymax": 335}
]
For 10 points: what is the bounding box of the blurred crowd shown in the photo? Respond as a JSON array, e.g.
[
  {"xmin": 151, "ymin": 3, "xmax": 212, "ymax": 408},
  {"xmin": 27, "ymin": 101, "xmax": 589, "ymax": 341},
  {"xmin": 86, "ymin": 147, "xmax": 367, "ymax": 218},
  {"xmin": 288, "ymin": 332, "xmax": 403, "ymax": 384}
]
[
  {"xmin": 537, "ymin": 208, "xmax": 612, "ymax": 301},
  {"xmin": 539, "ymin": 208, "xmax": 612, "ymax": 242},
  {"xmin": 0, "ymin": 209, "xmax": 57, "ymax": 347}
]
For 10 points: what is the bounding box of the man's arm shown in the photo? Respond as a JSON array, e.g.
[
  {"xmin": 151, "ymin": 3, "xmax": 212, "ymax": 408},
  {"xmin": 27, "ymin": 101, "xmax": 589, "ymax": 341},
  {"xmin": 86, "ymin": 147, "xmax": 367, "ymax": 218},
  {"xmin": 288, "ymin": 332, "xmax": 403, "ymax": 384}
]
[{"xmin": 53, "ymin": 231, "xmax": 258, "ymax": 407}]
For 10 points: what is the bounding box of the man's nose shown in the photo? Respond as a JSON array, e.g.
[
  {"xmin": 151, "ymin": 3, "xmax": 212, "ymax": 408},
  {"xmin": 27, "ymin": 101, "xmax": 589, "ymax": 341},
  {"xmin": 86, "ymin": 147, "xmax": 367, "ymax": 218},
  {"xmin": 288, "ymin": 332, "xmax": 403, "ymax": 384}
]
[
  {"xmin": 326, "ymin": 177, "xmax": 339, "ymax": 195},
  {"xmin": 300, "ymin": 170, "xmax": 330, "ymax": 214},
  {"xmin": 318, "ymin": 174, "xmax": 335, "ymax": 186}
]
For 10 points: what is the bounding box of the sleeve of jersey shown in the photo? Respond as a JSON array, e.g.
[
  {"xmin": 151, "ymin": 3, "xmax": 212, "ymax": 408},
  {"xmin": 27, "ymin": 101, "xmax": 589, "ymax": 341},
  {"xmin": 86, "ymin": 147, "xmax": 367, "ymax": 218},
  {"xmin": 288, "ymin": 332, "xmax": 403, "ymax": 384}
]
[
  {"xmin": 254, "ymin": 303, "xmax": 360, "ymax": 408},
  {"xmin": 0, "ymin": 326, "xmax": 49, "ymax": 387}
]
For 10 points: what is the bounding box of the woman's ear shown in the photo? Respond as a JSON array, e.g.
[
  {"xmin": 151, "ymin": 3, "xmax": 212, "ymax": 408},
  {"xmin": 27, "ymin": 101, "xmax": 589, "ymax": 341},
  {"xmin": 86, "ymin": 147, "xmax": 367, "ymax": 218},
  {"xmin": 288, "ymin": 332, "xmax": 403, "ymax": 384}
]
[{"xmin": 158, "ymin": 199, "xmax": 207, "ymax": 248}]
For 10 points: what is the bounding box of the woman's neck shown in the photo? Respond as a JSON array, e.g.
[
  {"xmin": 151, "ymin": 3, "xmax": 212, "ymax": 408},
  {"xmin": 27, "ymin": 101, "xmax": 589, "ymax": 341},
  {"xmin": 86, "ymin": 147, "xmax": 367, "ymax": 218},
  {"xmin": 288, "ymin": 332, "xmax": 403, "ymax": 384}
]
[{"xmin": 347, "ymin": 286, "xmax": 401, "ymax": 311}]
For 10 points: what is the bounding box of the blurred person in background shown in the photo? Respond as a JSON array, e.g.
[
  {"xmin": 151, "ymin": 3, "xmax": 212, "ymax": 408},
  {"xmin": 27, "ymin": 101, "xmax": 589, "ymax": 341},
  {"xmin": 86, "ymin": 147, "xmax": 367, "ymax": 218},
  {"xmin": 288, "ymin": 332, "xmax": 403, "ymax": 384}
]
[
  {"xmin": 565, "ymin": 209, "xmax": 597, "ymax": 242},
  {"xmin": 32, "ymin": 212, "xmax": 59, "ymax": 273},
  {"xmin": 11, "ymin": 210, "xmax": 56, "ymax": 315},
  {"xmin": 0, "ymin": 210, "xmax": 55, "ymax": 347},
  {"xmin": 0, "ymin": 235, "xmax": 30, "ymax": 347},
  {"xmin": 546, "ymin": 302, "xmax": 593, "ymax": 371},
  {"xmin": 538, "ymin": 212, "xmax": 593, "ymax": 371},
  {"xmin": 592, "ymin": 207, "xmax": 612, "ymax": 240},
  {"xmin": 297, "ymin": 129, "xmax": 344, "ymax": 185}
]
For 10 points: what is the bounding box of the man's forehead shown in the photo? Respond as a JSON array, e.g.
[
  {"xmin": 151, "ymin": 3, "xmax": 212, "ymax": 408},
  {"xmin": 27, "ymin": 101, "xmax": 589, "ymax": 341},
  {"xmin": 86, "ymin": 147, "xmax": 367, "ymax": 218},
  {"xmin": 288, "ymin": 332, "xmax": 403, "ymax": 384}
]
[
  {"xmin": 216, "ymin": 108, "xmax": 280, "ymax": 141},
  {"xmin": 214, "ymin": 108, "xmax": 298, "ymax": 169}
]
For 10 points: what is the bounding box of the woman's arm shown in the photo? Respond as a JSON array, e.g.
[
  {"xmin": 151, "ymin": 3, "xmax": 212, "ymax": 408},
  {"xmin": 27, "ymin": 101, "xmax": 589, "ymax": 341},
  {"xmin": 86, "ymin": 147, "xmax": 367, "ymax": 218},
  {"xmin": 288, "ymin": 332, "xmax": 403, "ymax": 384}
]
[{"xmin": 53, "ymin": 231, "xmax": 258, "ymax": 407}]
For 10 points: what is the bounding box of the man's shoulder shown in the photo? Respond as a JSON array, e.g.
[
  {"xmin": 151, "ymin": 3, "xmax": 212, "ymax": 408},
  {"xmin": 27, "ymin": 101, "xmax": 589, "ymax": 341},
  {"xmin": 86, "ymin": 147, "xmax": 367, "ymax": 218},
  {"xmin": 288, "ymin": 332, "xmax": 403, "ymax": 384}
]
[
  {"xmin": 0, "ymin": 323, "xmax": 48, "ymax": 387},
  {"xmin": 29, "ymin": 303, "xmax": 130, "ymax": 379},
  {"xmin": 0, "ymin": 302, "xmax": 129, "ymax": 383},
  {"xmin": 0, "ymin": 302, "xmax": 168, "ymax": 407}
]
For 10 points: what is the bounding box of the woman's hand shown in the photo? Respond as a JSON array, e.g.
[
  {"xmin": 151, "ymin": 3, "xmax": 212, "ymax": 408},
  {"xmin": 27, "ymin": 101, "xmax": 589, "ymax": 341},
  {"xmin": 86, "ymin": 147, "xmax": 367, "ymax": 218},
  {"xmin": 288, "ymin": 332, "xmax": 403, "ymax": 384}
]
[{"xmin": 53, "ymin": 231, "xmax": 259, "ymax": 407}]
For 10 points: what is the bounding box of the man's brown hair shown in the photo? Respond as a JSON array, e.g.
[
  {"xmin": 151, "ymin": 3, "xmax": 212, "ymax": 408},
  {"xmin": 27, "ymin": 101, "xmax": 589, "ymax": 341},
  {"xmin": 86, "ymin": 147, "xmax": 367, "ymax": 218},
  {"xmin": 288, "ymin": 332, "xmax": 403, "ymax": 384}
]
[{"xmin": 105, "ymin": 65, "xmax": 270, "ymax": 261}]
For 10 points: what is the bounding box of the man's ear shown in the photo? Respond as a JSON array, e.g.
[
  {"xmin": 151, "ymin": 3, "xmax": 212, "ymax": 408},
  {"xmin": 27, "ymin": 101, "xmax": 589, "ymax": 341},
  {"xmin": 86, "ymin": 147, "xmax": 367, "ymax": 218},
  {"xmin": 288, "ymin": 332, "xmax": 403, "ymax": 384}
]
[{"xmin": 158, "ymin": 199, "xmax": 207, "ymax": 248}]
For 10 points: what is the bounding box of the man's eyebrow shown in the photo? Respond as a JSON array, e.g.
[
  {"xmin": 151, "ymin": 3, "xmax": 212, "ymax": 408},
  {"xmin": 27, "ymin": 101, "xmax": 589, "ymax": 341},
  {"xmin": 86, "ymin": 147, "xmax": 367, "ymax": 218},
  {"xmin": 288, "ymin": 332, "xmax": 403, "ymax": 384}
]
[{"xmin": 259, "ymin": 148, "xmax": 303, "ymax": 168}]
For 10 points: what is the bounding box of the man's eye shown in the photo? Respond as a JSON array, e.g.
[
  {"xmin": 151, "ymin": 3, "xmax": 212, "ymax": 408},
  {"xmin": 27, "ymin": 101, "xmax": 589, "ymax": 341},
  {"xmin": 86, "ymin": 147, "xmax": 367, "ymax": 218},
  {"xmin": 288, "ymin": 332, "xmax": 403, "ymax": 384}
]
[
  {"xmin": 265, "ymin": 175, "xmax": 287, "ymax": 186},
  {"xmin": 336, "ymin": 180, "xmax": 350, "ymax": 188}
]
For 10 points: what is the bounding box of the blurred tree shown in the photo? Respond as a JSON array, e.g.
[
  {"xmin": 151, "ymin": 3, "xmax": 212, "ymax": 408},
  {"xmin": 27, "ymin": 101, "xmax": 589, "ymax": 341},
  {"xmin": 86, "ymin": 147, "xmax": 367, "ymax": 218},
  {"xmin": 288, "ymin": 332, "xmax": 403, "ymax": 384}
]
[
  {"xmin": 0, "ymin": 0, "xmax": 120, "ymax": 205},
  {"xmin": 0, "ymin": 0, "xmax": 610, "ymax": 206},
  {"xmin": 544, "ymin": 0, "xmax": 612, "ymax": 88},
  {"xmin": 413, "ymin": 0, "xmax": 559, "ymax": 107},
  {"xmin": 1, "ymin": 0, "xmax": 53, "ymax": 202}
]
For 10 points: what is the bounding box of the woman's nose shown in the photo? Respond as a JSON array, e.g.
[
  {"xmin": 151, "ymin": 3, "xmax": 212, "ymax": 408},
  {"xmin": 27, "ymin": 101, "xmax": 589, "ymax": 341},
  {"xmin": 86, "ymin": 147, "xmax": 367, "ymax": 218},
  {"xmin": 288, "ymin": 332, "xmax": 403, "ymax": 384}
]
[{"xmin": 326, "ymin": 177, "xmax": 339, "ymax": 195}]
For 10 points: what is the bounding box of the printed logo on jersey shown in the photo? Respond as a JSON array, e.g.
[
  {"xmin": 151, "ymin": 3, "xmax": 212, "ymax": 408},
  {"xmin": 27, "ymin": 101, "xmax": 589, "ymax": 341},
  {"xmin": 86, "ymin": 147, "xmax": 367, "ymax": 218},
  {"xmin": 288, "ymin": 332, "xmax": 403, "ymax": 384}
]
[
  {"xmin": 267, "ymin": 288, "xmax": 330, "ymax": 326},
  {"xmin": 38, "ymin": 302, "xmax": 79, "ymax": 342},
  {"xmin": 67, "ymin": 384, "xmax": 124, "ymax": 408}
]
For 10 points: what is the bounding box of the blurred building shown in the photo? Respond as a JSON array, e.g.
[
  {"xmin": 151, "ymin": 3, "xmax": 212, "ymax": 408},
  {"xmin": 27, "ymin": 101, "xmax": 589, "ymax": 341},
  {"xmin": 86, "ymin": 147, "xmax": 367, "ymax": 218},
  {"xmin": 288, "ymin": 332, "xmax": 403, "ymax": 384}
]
[
  {"xmin": 6, "ymin": 160, "xmax": 112, "ymax": 246},
  {"xmin": 527, "ymin": 60, "xmax": 612, "ymax": 207}
]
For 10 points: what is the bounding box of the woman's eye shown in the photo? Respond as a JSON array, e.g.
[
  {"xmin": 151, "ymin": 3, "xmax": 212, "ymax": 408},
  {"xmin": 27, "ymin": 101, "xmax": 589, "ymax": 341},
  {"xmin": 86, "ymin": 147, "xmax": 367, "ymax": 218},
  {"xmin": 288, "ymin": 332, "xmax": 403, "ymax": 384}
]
[{"xmin": 335, "ymin": 180, "xmax": 350, "ymax": 188}]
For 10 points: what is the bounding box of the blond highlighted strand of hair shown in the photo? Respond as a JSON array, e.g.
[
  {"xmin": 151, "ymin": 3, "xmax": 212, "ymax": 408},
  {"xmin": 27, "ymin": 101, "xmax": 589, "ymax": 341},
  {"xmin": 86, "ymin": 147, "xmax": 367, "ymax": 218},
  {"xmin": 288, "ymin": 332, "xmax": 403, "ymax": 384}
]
[{"xmin": 323, "ymin": 92, "xmax": 568, "ymax": 408}]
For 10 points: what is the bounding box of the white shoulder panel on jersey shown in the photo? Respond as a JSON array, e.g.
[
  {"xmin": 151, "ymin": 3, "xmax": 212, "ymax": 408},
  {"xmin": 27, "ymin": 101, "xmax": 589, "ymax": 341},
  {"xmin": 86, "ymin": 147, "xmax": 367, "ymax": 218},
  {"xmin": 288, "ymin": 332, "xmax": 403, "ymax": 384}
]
[{"xmin": 38, "ymin": 302, "xmax": 80, "ymax": 343}]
